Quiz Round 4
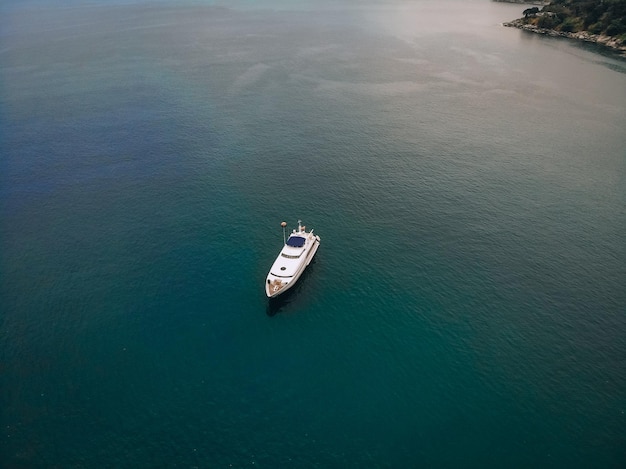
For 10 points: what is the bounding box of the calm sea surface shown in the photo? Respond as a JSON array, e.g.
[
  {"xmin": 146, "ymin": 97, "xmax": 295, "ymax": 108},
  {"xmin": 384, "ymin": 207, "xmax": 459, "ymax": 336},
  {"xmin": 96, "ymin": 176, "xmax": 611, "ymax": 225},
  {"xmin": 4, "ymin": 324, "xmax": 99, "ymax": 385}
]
[{"xmin": 1, "ymin": 0, "xmax": 625, "ymax": 466}]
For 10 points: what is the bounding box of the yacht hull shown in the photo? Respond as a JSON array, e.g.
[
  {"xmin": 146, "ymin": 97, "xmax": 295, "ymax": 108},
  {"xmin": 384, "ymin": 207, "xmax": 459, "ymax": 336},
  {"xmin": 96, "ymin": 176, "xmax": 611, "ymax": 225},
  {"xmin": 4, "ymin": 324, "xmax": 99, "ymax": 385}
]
[{"xmin": 265, "ymin": 223, "xmax": 320, "ymax": 298}]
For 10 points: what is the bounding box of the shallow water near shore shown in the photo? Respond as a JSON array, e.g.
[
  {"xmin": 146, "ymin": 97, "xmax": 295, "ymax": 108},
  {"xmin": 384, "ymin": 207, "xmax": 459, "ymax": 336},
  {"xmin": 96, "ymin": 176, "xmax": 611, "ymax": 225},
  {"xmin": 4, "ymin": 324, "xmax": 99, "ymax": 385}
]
[{"xmin": 1, "ymin": 0, "xmax": 625, "ymax": 466}]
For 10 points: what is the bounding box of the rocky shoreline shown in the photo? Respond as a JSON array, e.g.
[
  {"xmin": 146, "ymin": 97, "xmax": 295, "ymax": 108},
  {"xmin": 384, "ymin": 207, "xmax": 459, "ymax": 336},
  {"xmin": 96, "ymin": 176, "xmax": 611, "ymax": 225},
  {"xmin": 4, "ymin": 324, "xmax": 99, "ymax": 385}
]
[{"xmin": 503, "ymin": 19, "xmax": 626, "ymax": 57}]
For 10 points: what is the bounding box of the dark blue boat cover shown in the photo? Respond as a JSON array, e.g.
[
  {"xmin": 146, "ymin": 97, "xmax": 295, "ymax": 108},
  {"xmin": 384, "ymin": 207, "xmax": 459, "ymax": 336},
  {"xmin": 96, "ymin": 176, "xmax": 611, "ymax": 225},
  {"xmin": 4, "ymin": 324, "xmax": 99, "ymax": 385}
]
[{"xmin": 287, "ymin": 236, "xmax": 305, "ymax": 247}]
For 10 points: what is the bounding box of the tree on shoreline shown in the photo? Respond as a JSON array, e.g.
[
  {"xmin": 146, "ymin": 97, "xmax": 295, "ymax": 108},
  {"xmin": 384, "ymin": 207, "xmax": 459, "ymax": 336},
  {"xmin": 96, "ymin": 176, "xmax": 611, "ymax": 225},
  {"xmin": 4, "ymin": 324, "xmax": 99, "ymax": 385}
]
[
  {"xmin": 523, "ymin": 7, "xmax": 540, "ymax": 17},
  {"xmin": 519, "ymin": 0, "xmax": 626, "ymax": 38}
]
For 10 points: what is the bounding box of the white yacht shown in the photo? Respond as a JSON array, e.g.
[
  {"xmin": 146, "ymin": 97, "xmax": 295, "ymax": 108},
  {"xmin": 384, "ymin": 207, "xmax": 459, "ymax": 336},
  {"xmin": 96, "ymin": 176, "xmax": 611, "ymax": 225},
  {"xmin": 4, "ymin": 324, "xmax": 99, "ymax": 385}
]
[{"xmin": 265, "ymin": 220, "xmax": 320, "ymax": 298}]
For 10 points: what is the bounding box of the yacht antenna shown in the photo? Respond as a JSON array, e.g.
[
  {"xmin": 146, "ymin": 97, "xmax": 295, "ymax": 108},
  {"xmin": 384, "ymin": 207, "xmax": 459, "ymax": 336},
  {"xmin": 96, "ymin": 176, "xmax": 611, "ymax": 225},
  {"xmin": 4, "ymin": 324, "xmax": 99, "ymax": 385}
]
[{"xmin": 281, "ymin": 221, "xmax": 287, "ymax": 245}]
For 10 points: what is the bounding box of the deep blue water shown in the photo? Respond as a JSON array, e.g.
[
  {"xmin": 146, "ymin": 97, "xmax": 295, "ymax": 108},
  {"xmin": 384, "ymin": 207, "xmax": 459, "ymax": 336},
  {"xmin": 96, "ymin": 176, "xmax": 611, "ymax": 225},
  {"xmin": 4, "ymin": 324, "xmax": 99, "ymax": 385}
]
[{"xmin": 1, "ymin": 0, "xmax": 625, "ymax": 467}]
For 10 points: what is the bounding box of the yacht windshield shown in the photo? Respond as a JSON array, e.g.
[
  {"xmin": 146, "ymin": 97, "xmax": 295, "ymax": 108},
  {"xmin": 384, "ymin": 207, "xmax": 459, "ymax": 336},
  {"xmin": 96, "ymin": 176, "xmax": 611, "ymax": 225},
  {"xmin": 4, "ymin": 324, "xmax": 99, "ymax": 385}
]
[
  {"xmin": 286, "ymin": 236, "xmax": 305, "ymax": 247},
  {"xmin": 281, "ymin": 253, "xmax": 301, "ymax": 259}
]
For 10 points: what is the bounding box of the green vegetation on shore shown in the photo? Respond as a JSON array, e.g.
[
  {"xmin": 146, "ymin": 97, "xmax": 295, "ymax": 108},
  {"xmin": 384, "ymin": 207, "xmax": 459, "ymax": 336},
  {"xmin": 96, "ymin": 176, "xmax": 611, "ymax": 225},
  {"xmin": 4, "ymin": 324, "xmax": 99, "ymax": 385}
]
[{"xmin": 520, "ymin": 0, "xmax": 626, "ymax": 39}]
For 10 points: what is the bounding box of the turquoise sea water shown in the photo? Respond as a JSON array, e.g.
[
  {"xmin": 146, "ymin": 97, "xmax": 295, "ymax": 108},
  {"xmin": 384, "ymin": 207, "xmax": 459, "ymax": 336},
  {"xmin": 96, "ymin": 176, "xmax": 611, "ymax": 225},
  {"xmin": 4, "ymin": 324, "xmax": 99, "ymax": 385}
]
[{"xmin": 1, "ymin": 0, "xmax": 625, "ymax": 466}]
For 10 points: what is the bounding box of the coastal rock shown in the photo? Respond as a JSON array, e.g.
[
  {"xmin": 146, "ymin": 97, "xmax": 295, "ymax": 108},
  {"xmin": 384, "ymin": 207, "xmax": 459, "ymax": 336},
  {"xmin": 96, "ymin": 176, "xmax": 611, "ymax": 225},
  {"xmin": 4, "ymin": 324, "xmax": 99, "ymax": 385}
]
[{"xmin": 503, "ymin": 19, "xmax": 626, "ymax": 57}]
